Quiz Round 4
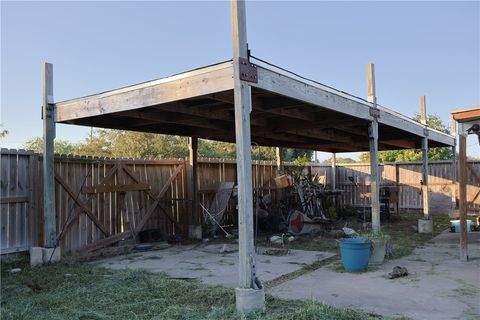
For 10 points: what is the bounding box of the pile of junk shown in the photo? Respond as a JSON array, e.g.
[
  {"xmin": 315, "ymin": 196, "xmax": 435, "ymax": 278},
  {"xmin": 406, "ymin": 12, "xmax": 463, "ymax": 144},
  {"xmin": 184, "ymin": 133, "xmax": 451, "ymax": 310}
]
[
  {"xmin": 257, "ymin": 173, "xmax": 346, "ymax": 236},
  {"xmin": 201, "ymin": 172, "xmax": 353, "ymax": 239}
]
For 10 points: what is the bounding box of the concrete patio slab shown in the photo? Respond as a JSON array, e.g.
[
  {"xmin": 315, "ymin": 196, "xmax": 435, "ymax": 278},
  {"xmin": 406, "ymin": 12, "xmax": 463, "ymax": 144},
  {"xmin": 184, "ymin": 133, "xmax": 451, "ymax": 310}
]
[
  {"xmin": 96, "ymin": 244, "xmax": 334, "ymax": 288},
  {"xmin": 269, "ymin": 231, "xmax": 480, "ymax": 320}
]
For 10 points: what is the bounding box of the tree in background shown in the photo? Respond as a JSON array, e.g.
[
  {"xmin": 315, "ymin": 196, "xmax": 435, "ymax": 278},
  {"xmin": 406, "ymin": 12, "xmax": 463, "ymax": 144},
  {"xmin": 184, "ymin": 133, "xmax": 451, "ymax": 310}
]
[
  {"xmin": 321, "ymin": 157, "xmax": 357, "ymax": 165},
  {"xmin": 359, "ymin": 114, "xmax": 453, "ymax": 163},
  {"xmin": 23, "ymin": 137, "xmax": 77, "ymax": 154},
  {"xmin": 0, "ymin": 125, "xmax": 8, "ymax": 140},
  {"xmin": 74, "ymin": 130, "xmax": 113, "ymax": 158},
  {"xmin": 22, "ymin": 129, "xmax": 312, "ymax": 161},
  {"xmin": 283, "ymin": 149, "xmax": 313, "ymax": 162},
  {"xmin": 71, "ymin": 130, "xmax": 188, "ymax": 159}
]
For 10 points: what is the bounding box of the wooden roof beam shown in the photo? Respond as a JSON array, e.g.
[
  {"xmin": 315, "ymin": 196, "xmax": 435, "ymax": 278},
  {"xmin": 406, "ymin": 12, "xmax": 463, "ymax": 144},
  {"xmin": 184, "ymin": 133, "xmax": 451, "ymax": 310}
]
[
  {"xmin": 207, "ymin": 92, "xmax": 321, "ymax": 122},
  {"xmin": 120, "ymin": 109, "xmax": 234, "ymax": 132},
  {"xmin": 153, "ymin": 102, "xmax": 233, "ymax": 121},
  {"xmin": 55, "ymin": 62, "xmax": 234, "ymax": 122},
  {"xmin": 250, "ymin": 64, "xmax": 454, "ymax": 146}
]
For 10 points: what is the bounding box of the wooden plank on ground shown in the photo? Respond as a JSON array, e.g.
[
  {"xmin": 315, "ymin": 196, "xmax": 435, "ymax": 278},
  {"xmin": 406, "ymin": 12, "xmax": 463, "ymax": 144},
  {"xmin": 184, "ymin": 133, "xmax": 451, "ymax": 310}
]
[{"xmin": 78, "ymin": 231, "xmax": 132, "ymax": 254}]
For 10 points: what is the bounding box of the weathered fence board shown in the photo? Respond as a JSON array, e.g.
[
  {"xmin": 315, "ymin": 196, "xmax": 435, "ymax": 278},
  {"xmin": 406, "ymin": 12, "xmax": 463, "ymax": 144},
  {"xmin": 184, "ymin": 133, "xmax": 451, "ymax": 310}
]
[
  {"xmin": 0, "ymin": 149, "xmax": 36, "ymax": 254},
  {"xmin": 1, "ymin": 148, "xmax": 479, "ymax": 255}
]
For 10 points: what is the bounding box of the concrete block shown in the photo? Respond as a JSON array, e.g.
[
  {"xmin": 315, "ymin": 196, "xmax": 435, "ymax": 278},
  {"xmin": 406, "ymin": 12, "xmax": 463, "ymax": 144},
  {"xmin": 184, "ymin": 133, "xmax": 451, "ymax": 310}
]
[
  {"xmin": 449, "ymin": 209, "xmax": 460, "ymax": 219},
  {"xmin": 43, "ymin": 247, "xmax": 61, "ymax": 263},
  {"xmin": 29, "ymin": 247, "xmax": 44, "ymax": 267},
  {"xmin": 188, "ymin": 225, "xmax": 202, "ymax": 240},
  {"xmin": 235, "ymin": 287, "xmax": 265, "ymax": 314},
  {"xmin": 418, "ymin": 219, "xmax": 433, "ymax": 233}
]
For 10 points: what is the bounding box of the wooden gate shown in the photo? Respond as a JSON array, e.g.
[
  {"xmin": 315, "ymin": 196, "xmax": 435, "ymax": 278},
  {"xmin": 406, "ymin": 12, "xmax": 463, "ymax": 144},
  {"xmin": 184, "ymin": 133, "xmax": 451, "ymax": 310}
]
[
  {"xmin": 52, "ymin": 157, "xmax": 187, "ymax": 254},
  {"xmin": 0, "ymin": 149, "xmax": 39, "ymax": 254}
]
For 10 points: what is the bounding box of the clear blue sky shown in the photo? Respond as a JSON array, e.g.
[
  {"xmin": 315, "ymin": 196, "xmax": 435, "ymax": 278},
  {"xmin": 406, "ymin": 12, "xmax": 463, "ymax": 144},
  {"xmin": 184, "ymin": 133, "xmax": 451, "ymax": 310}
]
[{"xmin": 2, "ymin": 1, "xmax": 479, "ymax": 159}]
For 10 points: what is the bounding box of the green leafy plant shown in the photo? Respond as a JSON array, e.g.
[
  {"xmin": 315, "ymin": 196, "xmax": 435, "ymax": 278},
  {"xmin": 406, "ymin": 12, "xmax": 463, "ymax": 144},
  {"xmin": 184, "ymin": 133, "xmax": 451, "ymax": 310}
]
[{"xmin": 360, "ymin": 232, "xmax": 389, "ymax": 239}]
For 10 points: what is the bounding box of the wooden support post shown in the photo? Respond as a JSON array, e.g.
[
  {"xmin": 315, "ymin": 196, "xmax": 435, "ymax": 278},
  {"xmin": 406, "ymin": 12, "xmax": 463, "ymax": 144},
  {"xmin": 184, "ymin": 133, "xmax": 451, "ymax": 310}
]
[
  {"xmin": 42, "ymin": 62, "xmax": 56, "ymax": 248},
  {"xmin": 188, "ymin": 137, "xmax": 201, "ymax": 239},
  {"xmin": 459, "ymin": 132, "xmax": 468, "ymax": 261},
  {"xmin": 395, "ymin": 163, "xmax": 400, "ymax": 214},
  {"xmin": 420, "ymin": 96, "xmax": 427, "ymax": 125},
  {"xmin": 420, "ymin": 96, "xmax": 429, "ymax": 220},
  {"xmin": 421, "ymin": 137, "xmax": 429, "ymax": 219},
  {"xmin": 276, "ymin": 147, "xmax": 284, "ymax": 174},
  {"xmin": 232, "ymin": 0, "xmax": 257, "ymax": 290},
  {"xmin": 367, "ymin": 63, "xmax": 380, "ymax": 233},
  {"xmin": 231, "ymin": 0, "xmax": 265, "ymax": 313},
  {"xmin": 451, "ymin": 118, "xmax": 457, "ymax": 212},
  {"xmin": 331, "ymin": 153, "xmax": 336, "ymax": 190}
]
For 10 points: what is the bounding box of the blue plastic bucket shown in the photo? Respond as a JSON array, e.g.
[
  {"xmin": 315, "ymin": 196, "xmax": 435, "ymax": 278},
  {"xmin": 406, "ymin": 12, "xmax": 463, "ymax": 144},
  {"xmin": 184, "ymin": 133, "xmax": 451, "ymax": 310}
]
[
  {"xmin": 338, "ymin": 238, "xmax": 371, "ymax": 272},
  {"xmin": 450, "ymin": 220, "xmax": 472, "ymax": 233}
]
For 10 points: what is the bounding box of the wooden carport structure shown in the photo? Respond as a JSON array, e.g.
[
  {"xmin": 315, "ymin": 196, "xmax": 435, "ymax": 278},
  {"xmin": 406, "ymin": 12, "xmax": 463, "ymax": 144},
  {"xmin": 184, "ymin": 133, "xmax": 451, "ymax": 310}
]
[
  {"xmin": 452, "ymin": 106, "xmax": 480, "ymax": 261},
  {"xmin": 41, "ymin": 0, "xmax": 455, "ymax": 312}
]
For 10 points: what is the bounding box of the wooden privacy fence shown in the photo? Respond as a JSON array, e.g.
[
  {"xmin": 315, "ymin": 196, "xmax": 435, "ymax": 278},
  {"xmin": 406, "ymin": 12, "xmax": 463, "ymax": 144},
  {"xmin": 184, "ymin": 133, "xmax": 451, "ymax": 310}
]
[
  {"xmin": 0, "ymin": 150, "xmax": 39, "ymax": 254},
  {"xmin": 1, "ymin": 148, "xmax": 479, "ymax": 255},
  {"xmin": 48, "ymin": 156, "xmax": 188, "ymax": 254}
]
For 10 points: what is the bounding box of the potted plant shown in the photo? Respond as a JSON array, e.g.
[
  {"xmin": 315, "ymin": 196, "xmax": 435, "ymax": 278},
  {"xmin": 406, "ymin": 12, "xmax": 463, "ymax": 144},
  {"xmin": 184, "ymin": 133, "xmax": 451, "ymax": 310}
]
[
  {"xmin": 361, "ymin": 232, "xmax": 389, "ymax": 266},
  {"xmin": 337, "ymin": 237, "xmax": 372, "ymax": 272}
]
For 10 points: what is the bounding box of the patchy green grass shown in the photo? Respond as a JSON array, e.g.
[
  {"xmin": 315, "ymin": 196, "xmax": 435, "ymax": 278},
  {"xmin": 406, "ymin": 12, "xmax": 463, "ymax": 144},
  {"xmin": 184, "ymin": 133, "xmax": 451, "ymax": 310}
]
[
  {"xmin": 257, "ymin": 213, "xmax": 451, "ymax": 274},
  {"xmin": 452, "ymin": 279, "xmax": 479, "ymax": 297},
  {"xmin": 262, "ymin": 213, "xmax": 450, "ymax": 258},
  {"xmin": 381, "ymin": 213, "xmax": 451, "ymax": 259},
  {"xmin": 264, "ymin": 256, "xmax": 339, "ymax": 288},
  {"xmin": 1, "ymin": 260, "xmax": 380, "ymax": 320}
]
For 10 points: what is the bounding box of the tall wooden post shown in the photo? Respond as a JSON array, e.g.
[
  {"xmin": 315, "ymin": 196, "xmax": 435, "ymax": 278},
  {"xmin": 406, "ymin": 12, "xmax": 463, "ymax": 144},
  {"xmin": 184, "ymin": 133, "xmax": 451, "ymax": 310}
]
[
  {"xmin": 276, "ymin": 147, "xmax": 284, "ymax": 174},
  {"xmin": 231, "ymin": 0, "xmax": 265, "ymax": 313},
  {"xmin": 450, "ymin": 118, "xmax": 457, "ymax": 212},
  {"xmin": 459, "ymin": 132, "xmax": 468, "ymax": 261},
  {"xmin": 42, "ymin": 62, "xmax": 56, "ymax": 248},
  {"xmin": 420, "ymin": 96, "xmax": 429, "ymax": 220},
  {"xmin": 188, "ymin": 137, "xmax": 200, "ymax": 239},
  {"xmin": 367, "ymin": 63, "xmax": 380, "ymax": 233},
  {"xmin": 331, "ymin": 153, "xmax": 336, "ymax": 190}
]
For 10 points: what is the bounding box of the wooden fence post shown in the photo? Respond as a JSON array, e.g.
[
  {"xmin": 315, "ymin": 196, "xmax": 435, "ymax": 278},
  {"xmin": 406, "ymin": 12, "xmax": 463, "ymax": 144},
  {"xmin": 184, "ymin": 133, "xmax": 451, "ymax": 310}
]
[
  {"xmin": 276, "ymin": 147, "xmax": 283, "ymax": 174},
  {"xmin": 420, "ymin": 96, "xmax": 430, "ymax": 220},
  {"xmin": 367, "ymin": 63, "xmax": 380, "ymax": 233},
  {"xmin": 331, "ymin": 153, "xmax": 336, "ymax": 190},
  {"xmin": 451, "ymin": 118, "xmax": 457, "ymax": 212},
  {"xmin": 395, "ymin": 163, "xmax": 400, "ymax": 214},
  {"xmin": 42, "ymin": 62, "xmax": 56, "ymax": 248},
  {"xmin": 459, "ymin": 132, "xmax": 468, "ymax": 261},
  {"xmin": 188, "ymin": 137, "xmax": 200, "ymax": 239}
]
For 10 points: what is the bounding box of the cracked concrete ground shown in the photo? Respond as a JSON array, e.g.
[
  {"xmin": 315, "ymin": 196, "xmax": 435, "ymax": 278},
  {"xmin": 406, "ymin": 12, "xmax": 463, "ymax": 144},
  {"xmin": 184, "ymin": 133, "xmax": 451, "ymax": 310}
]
[
  {"xmin": 96, "ymin": 244, "xmax": 334, "ymax": 287},
  {"xmin": 269, "ymin": 231, "xmax": 480, "ymax": 320},
  {"xmin": 95, "ymin": 231, "xmax": 479, "ymax": 319}
]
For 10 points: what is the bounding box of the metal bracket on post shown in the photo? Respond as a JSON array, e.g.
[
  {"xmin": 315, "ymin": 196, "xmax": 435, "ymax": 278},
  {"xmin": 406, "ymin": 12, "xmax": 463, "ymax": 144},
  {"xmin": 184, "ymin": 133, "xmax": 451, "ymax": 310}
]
[
  {"xmin": 239, "ymin": 57, "xmax": 258, "ymax": 83},
  {"xmin": 369, "ymin": 107, "xmax": 380, "ymax": 118},
  {"xmin": 423, "ymin": 128, "xmax": 429, "ymax": 137}
]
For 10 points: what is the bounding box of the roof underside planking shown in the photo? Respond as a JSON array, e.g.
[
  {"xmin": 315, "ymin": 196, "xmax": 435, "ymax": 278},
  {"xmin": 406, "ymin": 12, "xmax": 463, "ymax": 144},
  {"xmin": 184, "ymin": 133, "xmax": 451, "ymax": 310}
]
[{"xmin": 54, "ymin": 59, "xmax": 455, "ymax": 153}]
